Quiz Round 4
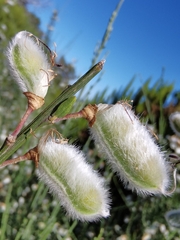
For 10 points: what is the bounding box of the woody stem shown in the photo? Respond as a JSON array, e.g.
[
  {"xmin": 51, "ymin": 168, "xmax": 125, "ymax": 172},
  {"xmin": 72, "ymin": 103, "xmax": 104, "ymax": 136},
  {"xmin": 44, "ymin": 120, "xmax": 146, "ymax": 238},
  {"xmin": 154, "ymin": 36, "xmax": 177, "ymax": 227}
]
[
  {"xmin": 0, "ymin": 146, "xmax": 39, "ymax": 168},
  {"xmin": 53, "ymin": 110, "xmax": 84, "ymax": 123},
  {"xmin": 0, "ymin": 153, "xmax": 31, "ymax": 168},
  {"xmin": 6, "ymin": 106, "xmax": 34, "ymax": 145}
]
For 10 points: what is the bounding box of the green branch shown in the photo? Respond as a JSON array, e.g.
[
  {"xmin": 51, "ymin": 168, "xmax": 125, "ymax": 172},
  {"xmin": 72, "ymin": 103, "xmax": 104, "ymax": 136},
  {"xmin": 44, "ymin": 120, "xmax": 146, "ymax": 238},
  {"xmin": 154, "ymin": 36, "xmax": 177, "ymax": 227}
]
[{"xmin": 0, "ymin": 60, "xmax": 104, "ymax": 163}]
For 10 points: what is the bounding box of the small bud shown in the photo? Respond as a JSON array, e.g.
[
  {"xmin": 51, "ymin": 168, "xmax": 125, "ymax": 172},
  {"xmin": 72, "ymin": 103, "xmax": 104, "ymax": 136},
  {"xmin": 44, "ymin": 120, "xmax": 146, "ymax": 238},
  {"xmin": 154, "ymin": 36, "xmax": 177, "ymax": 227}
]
[
  {"xmin": 169, "ymin": 112, "xmax": 180, "ymax": 137},
  {"xmin": 37, "ymin": 130, "xmax": 110, "ymax": 221},
  {"xmin": 7, "ymin": 31, "xmax": 53, "ymax": 106},
  {"xmin": 88, "ymin": 102, "xmax": 171, "ymax": 195}
]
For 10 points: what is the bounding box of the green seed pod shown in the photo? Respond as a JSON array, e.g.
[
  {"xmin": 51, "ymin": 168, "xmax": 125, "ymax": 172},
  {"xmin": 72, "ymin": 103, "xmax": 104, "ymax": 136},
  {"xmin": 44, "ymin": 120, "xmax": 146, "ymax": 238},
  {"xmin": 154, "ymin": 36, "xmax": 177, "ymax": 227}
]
[
  {"xmin": 37, "ymin": 130, "xmax": 110, "ymax": 221},
  {"xmin": 89, "ymin": 102, "xmax": 171, "ymax": 195}
]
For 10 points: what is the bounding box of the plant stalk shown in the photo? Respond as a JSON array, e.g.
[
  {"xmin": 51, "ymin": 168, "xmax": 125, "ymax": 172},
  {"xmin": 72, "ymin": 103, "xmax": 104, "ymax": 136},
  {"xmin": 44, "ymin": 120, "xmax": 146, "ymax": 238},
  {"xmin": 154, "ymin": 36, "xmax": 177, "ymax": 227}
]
[{"xmin": 0, "ymin": 61, "xmax": 104, "ymax": 163}]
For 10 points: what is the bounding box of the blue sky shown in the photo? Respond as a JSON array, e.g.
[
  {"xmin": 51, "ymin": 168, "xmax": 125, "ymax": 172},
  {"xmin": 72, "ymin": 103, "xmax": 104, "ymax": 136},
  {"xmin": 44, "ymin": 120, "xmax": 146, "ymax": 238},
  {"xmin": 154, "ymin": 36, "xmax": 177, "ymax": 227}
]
[{"xmin": 28, "ymin": 0, "xmax": 180, "ymax": 97}]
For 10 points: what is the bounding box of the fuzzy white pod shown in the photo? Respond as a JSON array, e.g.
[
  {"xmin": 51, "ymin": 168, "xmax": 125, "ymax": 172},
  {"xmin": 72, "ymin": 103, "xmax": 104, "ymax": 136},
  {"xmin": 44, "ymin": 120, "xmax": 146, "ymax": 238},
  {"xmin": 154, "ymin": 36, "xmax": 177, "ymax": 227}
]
[
  {"xmin": 90, "ymin": 103, "xmax": 171, "ymax": 195},
  {"xmin": 37, "ymin": 132, "xmax": 110, "ymax": 222},
  {"xmin": 7, "ymin": 31, "xmax": 52, "ymax": 98},
  {"xmin": 169, "ymin": 112, "xmax": 180, "ymax": 137}
]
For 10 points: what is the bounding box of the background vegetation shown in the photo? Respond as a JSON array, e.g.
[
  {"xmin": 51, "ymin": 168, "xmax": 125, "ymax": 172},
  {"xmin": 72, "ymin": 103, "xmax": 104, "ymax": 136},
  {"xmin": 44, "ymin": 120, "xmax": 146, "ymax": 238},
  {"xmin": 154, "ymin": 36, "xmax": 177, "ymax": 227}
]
[{"xmin": 0, "ymin": 1, "xmax": 180, "ymax": 239}]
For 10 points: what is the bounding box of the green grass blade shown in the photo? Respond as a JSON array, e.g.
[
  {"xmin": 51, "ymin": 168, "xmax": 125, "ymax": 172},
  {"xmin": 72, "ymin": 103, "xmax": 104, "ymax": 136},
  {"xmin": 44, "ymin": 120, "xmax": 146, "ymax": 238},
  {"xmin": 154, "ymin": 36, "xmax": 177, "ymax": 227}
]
[{"xmin": 0, "ymin": 184, "xmax": 13, "ymax": 240}]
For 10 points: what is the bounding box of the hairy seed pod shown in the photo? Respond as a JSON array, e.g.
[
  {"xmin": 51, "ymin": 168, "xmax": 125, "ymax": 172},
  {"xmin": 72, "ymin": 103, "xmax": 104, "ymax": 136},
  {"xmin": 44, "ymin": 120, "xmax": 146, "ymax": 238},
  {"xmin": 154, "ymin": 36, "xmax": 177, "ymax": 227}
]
[
  {"xmin": 89, "ymin": 102, "xmax": 171, "ymax": 195},
  {"xmin": 7, "ymin": 31, "xmax": 53, "ymax": 100},
  {"xmin": 37, "ymin": 130, "xmax": 110, "ymax": 221}
]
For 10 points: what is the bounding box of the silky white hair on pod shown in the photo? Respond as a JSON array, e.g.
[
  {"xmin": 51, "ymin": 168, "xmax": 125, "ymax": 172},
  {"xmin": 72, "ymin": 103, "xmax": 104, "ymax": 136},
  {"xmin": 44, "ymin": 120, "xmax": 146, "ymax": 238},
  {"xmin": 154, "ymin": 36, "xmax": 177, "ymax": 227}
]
[
  {"xmin": 7, "ymin": 31, "xmax": 52, "ymax": 98},
  {"xmin": 90, "ymin": 102, "xmax": 171, "ymax": 195},
  {"xmin": 37, "ymin": 131, "xmax": 110, "ymax": 222}
]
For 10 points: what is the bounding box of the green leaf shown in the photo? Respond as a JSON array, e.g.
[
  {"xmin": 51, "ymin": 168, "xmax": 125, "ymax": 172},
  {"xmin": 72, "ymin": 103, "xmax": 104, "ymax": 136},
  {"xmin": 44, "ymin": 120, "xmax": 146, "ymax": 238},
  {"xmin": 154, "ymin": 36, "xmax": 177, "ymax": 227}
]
[{"xmin": 51, "ymin": 96, "xmax": 76, "ymax": 118}]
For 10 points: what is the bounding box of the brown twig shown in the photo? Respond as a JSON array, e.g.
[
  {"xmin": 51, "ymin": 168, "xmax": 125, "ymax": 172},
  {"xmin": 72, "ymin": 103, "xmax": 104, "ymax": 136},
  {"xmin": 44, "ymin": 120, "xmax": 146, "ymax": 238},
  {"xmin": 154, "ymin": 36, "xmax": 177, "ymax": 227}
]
[{"xmin": 0, "ymin": 146, "xmax": 39, "ymax": 168}]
